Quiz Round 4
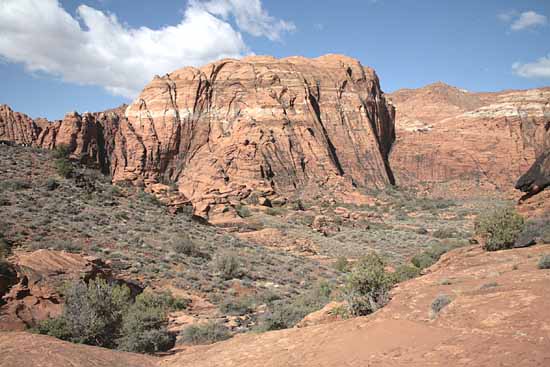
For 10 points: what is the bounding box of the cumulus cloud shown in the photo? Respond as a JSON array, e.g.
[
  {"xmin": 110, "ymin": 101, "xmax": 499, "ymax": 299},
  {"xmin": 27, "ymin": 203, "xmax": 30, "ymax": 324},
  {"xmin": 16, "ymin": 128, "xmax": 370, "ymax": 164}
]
[
  {"xmin": 196, "ymin": 0, "xmax": 296, "ymax": 41},
  {"xmin": 0, "ymin": 0, "xmax": 294, "ymax": 98},
  {"xmin": 498, "ymin": 10, "xmax": 547, "ymax": 31},
  {"xmin": 513, "ymin": 55, "xmax": 550, "ymax": 79}
]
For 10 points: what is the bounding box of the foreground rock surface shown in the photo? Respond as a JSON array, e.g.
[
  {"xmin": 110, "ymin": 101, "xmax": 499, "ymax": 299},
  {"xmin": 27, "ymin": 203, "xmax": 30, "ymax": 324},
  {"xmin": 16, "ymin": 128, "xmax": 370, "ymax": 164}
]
[
  {"xmin": 2, "ymin": 243, "xmax": 549, "ymax": 366},
  {"xmin": 388, "ymin": 83, "xmax": 550, "ymax": 193},
  {"xmin": 0, "ymin": 332, "xmax": 157, "ymax": 367},
  {"xmin": 0, "ymin": 54, "xmax": 396, "ymax": 221}
]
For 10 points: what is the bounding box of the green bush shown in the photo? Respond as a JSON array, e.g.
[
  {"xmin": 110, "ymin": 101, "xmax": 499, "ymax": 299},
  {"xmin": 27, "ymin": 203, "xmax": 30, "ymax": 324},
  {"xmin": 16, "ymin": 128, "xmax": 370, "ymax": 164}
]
[
  {"xmin": 213, "ymin": 252, "xmax": 242, "ymax": 280},
  {"xmin": 256, "ymin": 282, "xmax": 332, "ymax": 331},
  {"xmin": 55, "ymin": 158, "xmax": 74, "ymax": 178},
  {"xmin": 45, "ymin": 178, "xmax": 59, "ymax": 191},
  {"xmin": 391, "ymin": 264, "xmax": 421, "ymax": 283},
  {"xmin": 343, "ymin": 253, "xmax": 392, "ymax": 316},
  {"xmin": 172, "ymin": 234, "xmax": 202, "ymax": 258},
  {"xmin": 36, "ymin": 280, "xmax": 180, "ymax": 354},
  {"xmin": 219, "ymin": 296, "xmax": 256, "ymax": 316},
  {"xmin": 542, "ymin": 228, "xmax": 550, "ymax": 244},
  {"xmin": 411, "ymin": 242, "xmax": 461, "ymax": 270},
  {"xmin": 51, "ymin": 145, "xmax": 71, "ymax": 159},
  {"xmin": 475, "ymin": 207, "xmax": 524, "ymax": 251},
  {"xmin": 0, "ymin": 237, "xmax": 11, "ymax": 259},
  {"xmin": 42, "ymin": 278, "xmax": 131, "ymax": 348},
  {"xmin": 117, "ymin": 292, "xmax": 175, "ymax": 353},
  {"xmin": 432, "ymin": 228, "xmax": 456, "ymax": 239},
  {"xmin": 538, "ymin": 254, "xmax": 550, "ymax": 270},
  {"xmin": 235, "ymin": 204, "xmax": 252, "ymax": 218},
  {"xmin": 431, "ymin": 294, "xmax": 452, "ymax": 314},
  {"xmin": 179, "ymin": 321, "xmax": 231, "ymax": 345},
  {"xmin": 333, "ymin": 256, "xmax": 350, "ymax": 273}
]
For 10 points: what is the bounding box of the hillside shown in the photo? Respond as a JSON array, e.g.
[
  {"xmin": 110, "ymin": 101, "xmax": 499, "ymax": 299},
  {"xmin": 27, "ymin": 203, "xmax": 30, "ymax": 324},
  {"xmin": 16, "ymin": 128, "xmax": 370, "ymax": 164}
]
[
  {"xmin": 388, "ymin": 84, "xmax": 550, "ymax": 194},
  {"xmin": 2, "ymin": 241, "xmax": 549, "ymax": 366}
]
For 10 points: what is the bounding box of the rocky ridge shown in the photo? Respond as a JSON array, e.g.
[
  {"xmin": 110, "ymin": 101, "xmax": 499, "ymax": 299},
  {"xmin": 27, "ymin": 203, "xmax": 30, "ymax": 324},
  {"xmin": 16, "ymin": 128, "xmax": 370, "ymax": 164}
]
[
  {"xmin": 388, "ymin": 83, "xmax": 550, "ymax": 193},
  {"xmin": 0, "ymin": 55, "xmax": 396, "ymax": 221}
]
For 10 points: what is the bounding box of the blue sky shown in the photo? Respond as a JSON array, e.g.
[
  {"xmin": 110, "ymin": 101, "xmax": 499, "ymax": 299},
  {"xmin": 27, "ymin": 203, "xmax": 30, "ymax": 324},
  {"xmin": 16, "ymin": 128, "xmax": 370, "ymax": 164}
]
[{"xmin": 0, "ymin": 0, "xmax": 548, "ymax": 119}]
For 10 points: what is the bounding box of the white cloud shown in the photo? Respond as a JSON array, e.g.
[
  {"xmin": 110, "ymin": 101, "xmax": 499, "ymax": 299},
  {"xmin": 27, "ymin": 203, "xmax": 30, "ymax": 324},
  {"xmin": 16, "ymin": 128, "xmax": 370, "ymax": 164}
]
[
  {"xmin": 0, "ymin": 0, "xmax": 294, "ymax": 98},
  {"xmin": 498, "ymin": 10, "xmax": 547, "ymax": 31},
  {"xmin": 196, "ymin": 0, "xmax": 296, "ymax": 41},
  {"xmin": 513, "ymin": 55, "xmax": 550, "ymax": 79}
]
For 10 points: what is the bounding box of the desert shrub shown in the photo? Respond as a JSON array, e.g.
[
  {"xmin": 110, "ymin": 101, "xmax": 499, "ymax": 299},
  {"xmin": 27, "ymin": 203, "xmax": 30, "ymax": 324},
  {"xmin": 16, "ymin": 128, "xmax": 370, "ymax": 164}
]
[
  {"xmin": 179, "ymin": 321, "xmax": 231, "ymax": 345},
  {"xmin": 235, "ymin": 204, "xmax": 252, "ymax": 218},
  {"xmin": 213, "ymin": 252, "xmax": 242, "ymax": 280},
  {"xmin": 137, "ymin": 191, "xmax": 161, "ymax": 206},
  {"xmin": 343, "ymin": 253, "xmax": 392, "ymax": 316},
  {"xmin": 411, "ymin": 242, "xmax": 460, "ymax": 270},
  {"xmin": 266, "ymin": 207, "xmax": 285, "ymax": 216},
  {"xmin": 51, "ymin": 145, "xmax": 71, "ymax": 159},
  {"xmin": 432, "ymin": 228, "xmax": 456, "ymax": 239},
  {"xmin": 36, "ymin": 280, "xmax": 180, "ymax": 354},
  {"xmin": 0, "ymin": 237, "xmax": 11, "ymax": 259},
  {"xmin": 219, "ymin": 295, "xmax": 256, "ymax": 316},
  {"xmin": 475, "ymin": 207, "xmax": 524, "ymax": 251},
  {"xmin": 36, "ymin": 278, "xmax": 131, "ymax": 348},
  {"xmin": 333, "ymin": 256, "xmax": 350, "ymax": 273},
  {"xmin": 411, "ymin": 252, "xmax": 436, "ymax": 269},
  {"xmin": 538, "ymin": 254, "xmax": 550, "ymax": 270},
  {"xmin": 172, "ymin": 234, "xmax": 202, "ymax": 257},
  {"xmin": 431, "ymin": 294, "xmax": 452, "ymax": 314},
  {"xmin": 0, "ymin": 179, "xmax": 31, "ymax": 191},
  {"xmin": 55, "ymin": 158, "xmax": 74, "ymax": 178},
  {"xmin": 391, "ymin": 264, "xmax": 421, "ymax": 283},
  {"xmin": 256, "ymin": 282, "xmax": 332, "ymax": 331},
  {"xmin": 45, "ymin": 178, "xmax": 59, "ymax": 191},
  {"xmin": 117, "ymin": 292, "xmax": 176, "ymax": 353}
]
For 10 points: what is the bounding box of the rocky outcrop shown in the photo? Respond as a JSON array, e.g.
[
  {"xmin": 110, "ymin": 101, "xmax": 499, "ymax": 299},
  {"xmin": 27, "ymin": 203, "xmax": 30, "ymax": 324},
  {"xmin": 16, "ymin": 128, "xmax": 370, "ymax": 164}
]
[
  {"xmin": 0, "ymin": 104, "xmax": 45, "ymax": 145},
  {"xmin": 123, "ymin": 55, "xmax": 395, "ymax": 219},
  {"xmin": 1, "ymin": 55, "xmax": 396, "ymax": 220},
  {"xmin": 0, "ymin": 250, "xmax": 138, "ymax": 330},
  {"xmin": 388, "ymin": 84, "xmax": 550, "ymax": 192}
]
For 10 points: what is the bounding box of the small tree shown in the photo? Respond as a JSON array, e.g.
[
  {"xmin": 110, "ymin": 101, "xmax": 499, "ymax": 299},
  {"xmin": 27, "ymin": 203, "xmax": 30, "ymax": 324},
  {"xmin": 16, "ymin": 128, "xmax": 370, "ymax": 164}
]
[
  {"xmin": 37, "ymin": 278, "xmax": 131, "ymax": 349},
  {"xmin": 475, "ymin": 207, "xmax": 524, "ymax": 251},
  {"xmin": 117, "ymin": 292, "xmax": 175, "ymax": 353},
  {"xmin": 343, "ymin": 253, "xmax": 392, "ymax": 316}
]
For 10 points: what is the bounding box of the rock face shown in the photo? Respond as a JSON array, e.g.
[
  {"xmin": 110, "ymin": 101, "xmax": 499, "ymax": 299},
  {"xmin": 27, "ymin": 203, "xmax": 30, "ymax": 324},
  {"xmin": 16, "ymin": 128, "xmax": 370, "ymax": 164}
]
[
  {"xmin": 388, "ymin": 83, "xmax": 550, "ymax": 192},
  {"xmin": 0, "ymin": 55, "xmax": 396, "ymax": 220},
  {"xmin": 516, "ymin": 120, "xmax": 550, "ymax": 200},
  {"xmin": 124, "ymin": 55, "xmax": 396, "ymax": 218},
  {"xmin": 0, "ymin": 250, "xmax": 135, "ymax": 330}
]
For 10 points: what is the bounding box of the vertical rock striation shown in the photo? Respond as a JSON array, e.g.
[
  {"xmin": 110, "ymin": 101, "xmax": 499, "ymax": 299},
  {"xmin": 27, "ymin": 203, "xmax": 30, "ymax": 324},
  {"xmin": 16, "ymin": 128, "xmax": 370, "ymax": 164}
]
[{"xmin": 0, "ymin": 55, "xmax": 397, "ymax": 220}]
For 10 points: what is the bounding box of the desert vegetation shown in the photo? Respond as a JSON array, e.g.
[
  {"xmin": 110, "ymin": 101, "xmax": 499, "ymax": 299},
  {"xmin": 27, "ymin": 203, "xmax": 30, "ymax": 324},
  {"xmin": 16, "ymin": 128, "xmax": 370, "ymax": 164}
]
[
  {"xmin": 475, "ymin": 207, "xmax": 525, "ymax": 251},
  {"xmin": 35, "ymin": 278, "xmax": 183, "ymax": 353}
]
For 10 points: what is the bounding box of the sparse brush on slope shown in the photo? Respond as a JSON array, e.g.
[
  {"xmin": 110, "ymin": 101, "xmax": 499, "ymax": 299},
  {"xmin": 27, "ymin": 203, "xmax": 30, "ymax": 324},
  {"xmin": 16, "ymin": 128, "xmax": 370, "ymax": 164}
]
[
  {"xmin": 35, "ymin": 279, "xmax": 184, "ymax": 354},
  {"xmin": 475, "ymin": 207, "xmax": 524, "ymax": 251},
  {"xmin": 343, "ymin": 253, "xmax": 392, "ymax": 316}
]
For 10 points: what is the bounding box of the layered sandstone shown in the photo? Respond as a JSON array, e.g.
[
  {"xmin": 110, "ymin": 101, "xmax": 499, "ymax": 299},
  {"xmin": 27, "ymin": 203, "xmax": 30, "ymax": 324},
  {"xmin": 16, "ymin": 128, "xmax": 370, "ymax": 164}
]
[
  {"xmin": 388, "ymin": 83, "xmax": 550, "ymax": 193},
  {"xmin": 0, "ymin": 250, "xmax": 139, "ymax": 330},
  {"xmin": 1, "ymin": 55, "xmax": 396, "ymax": 220}
]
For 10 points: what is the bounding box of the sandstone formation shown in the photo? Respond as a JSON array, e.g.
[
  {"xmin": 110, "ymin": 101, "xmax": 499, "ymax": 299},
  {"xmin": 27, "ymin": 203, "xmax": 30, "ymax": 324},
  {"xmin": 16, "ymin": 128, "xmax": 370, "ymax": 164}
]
[
  {"xmin": 2, "ymin": 243, "xmax": 549, "ymax": 366},
  {"xmin": 388, "ymin": 83, "xmax": 550, "ymax": 193},
  {"xmin": 0, "ymin": 250, "xmax": 138, "ymax": 330},
  {"xmin": 0, "ymin": 55, "xmax": 396, "ymax": 221}
]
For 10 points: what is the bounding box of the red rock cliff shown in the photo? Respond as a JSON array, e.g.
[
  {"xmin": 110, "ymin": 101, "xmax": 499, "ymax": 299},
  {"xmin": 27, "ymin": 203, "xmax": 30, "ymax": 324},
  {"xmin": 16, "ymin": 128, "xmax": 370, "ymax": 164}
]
[{"xmin": 1, "ymin": 55, "xmax": 397, "ymax": 219}]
